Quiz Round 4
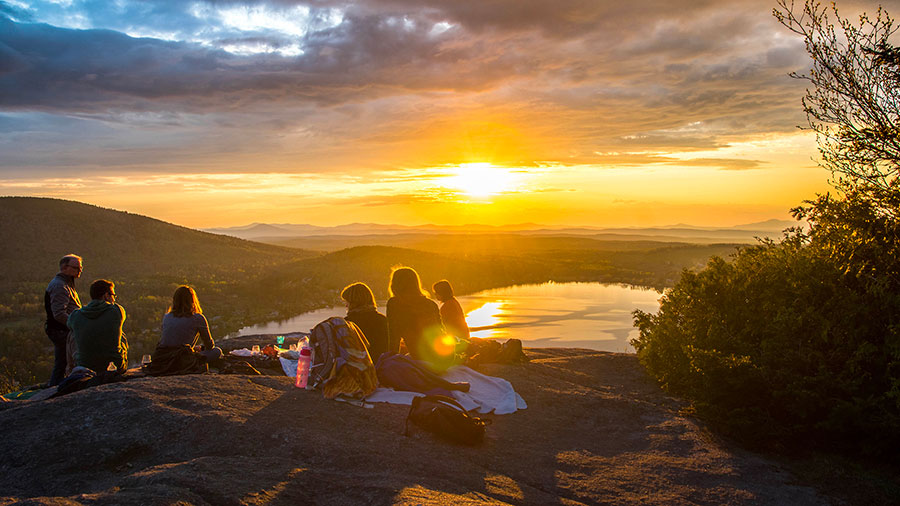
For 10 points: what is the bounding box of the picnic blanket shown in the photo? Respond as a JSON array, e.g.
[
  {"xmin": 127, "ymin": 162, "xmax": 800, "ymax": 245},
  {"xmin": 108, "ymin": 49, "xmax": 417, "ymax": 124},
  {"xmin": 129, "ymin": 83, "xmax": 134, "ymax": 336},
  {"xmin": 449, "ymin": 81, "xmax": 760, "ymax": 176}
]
[
  {"xmin": 280, "ymin": 350, "xmax": 526, "ymax": 413},
  {"xmin": 364, "ymin": 365, "xmax": 526, "ymax": 414}
]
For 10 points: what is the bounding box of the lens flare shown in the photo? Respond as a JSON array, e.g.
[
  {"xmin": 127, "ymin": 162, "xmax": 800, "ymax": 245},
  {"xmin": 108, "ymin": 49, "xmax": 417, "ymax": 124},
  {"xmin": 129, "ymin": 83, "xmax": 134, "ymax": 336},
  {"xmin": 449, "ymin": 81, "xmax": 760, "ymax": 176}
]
[{"xmin": 433, "ymin": 334, "xmax": 458, "ymax": 357}]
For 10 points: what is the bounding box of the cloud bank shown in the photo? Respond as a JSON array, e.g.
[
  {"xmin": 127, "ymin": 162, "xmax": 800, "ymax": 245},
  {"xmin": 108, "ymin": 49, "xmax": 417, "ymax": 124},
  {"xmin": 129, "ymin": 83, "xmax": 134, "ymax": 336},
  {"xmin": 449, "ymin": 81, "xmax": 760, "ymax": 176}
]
[{"xmin": 1, "ymin": 0, "xmax": 891, "ymax": 225}]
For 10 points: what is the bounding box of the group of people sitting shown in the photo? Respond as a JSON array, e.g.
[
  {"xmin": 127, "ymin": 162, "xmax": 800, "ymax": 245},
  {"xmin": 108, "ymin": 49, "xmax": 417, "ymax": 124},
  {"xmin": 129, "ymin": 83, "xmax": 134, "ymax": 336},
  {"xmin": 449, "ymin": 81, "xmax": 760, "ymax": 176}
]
[
  {"xmin": 44, "ymin": 254, "xmax": 478, "ymax": 387},
  {"xmin": 342, "ymin": 267, "xmax": 471, "ymax": 367},
  {"xmin": 44, "ymin": 253, "xmax": 225, "ymax": 385}
]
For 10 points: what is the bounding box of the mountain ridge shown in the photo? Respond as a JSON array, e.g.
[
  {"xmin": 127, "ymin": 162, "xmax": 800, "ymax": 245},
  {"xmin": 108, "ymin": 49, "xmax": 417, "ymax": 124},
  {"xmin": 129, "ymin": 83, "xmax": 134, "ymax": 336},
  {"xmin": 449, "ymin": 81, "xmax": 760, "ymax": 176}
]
[
  {"xmin": 0, "ymin": 196, "xmax": 317, "ymax": 283},
  {"xmin": 205, "ymin": 219, "xmax": 798, "ymax": 243}
]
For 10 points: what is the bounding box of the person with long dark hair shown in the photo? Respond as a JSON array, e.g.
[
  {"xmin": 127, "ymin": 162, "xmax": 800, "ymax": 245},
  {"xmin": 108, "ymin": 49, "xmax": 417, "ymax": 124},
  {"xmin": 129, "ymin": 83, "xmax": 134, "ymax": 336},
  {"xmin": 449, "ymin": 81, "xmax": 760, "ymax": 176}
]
[
  {"xmin": 341, "ymin": 282, "xmax": 389, "ymax": 362},
  {"xmin": 385, "ymin": 267, "xmax": 447, "ymax": 363},
  {"xmin": 158, "ymin": 285, "xmax": 222, "ymax": 361}
]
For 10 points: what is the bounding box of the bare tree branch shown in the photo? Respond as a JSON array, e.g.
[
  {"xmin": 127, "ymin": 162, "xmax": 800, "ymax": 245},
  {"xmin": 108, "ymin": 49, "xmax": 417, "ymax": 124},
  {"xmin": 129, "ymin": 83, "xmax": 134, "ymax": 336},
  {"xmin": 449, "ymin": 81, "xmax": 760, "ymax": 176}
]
[{"xmin": 774, "ymin": 0, "xmax": 900, "ymax": 207}]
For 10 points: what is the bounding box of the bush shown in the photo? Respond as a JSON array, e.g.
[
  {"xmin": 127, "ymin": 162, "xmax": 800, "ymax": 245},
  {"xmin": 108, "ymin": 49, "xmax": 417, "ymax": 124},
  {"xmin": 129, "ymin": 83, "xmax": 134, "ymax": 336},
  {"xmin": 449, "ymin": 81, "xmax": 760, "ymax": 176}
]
[{"xmin": 632, "ymin": 193, "xmax": 900, "ymax": 455}]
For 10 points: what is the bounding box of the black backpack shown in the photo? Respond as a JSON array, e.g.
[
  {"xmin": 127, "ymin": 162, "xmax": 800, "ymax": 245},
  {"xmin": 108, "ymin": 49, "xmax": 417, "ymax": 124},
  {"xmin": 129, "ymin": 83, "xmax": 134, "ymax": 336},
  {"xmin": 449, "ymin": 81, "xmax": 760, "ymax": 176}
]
[{"xmin": 405, "ymin": 394, "xmax": 491, "ymax": 445}]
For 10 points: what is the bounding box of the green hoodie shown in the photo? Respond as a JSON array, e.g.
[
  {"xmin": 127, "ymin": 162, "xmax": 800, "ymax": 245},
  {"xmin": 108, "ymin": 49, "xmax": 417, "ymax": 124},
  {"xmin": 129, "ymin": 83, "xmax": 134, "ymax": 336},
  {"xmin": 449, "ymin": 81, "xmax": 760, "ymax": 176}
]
[{"xmin": 68, "ymin": 300, "xmax": 128, "ymax": 372}]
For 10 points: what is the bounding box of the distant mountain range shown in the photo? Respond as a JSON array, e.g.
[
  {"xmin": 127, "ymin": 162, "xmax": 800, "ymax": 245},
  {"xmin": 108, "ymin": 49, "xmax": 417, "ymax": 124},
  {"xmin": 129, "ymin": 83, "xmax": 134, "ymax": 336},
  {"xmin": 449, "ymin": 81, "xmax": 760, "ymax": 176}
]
[{"xmin": 204, "ymin": 219, "xmax": 800, "ymax": 246}]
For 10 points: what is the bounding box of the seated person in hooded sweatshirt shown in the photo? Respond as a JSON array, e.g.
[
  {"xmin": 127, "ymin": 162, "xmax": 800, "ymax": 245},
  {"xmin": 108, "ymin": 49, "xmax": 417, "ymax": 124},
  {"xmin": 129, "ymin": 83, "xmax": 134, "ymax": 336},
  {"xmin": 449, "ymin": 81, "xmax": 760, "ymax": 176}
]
[{"xmin": 67, "ymin": 279, "xmax": 128, "ymax": 373}]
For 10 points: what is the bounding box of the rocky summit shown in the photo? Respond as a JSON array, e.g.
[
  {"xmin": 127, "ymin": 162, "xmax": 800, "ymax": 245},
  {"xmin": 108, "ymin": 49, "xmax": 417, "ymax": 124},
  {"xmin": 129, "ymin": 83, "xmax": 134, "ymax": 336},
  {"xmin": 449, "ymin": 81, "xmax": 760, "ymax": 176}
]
[{"xmin": 0, "ymin": 349, "xmax": 828, "ymax": 505}]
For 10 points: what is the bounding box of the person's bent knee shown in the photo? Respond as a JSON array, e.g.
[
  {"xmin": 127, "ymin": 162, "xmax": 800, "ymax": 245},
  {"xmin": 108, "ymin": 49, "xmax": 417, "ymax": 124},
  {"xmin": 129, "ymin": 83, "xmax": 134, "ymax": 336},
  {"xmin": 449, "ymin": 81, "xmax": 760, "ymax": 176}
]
[{"xmin": 201, "ymin": 347, "xmax": 223, "ymax": 360}]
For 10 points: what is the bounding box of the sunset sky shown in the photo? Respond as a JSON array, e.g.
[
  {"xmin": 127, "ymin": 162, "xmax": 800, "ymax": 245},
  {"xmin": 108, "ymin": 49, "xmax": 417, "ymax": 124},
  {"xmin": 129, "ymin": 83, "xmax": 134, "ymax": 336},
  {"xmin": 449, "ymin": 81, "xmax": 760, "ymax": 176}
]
[{"xmin": 1, "ymin": 0, "xmax": 894, "ymax": 228}]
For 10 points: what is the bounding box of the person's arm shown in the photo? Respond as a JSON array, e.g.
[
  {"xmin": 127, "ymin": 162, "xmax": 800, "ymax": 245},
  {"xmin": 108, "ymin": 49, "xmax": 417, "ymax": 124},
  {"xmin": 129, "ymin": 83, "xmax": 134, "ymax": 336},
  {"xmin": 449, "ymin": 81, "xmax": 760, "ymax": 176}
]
[
  {"xmin": 429, "ymin": 299, "xmax": 445, "ymax": 333},
  {"xmin": 453, "ymin": 299, "xmax": 470, "ymax": 339},
  {"xmin": 386, "ymin": 300, "xmax": 401, "ymax": 354},
  {"xmin": 196, "ymin": 314, "xmax": 214, "ymax": 349},
  {"xmin": 118, "ymin": 305, "xmax": 128, "ymax": 369},
  {"xmin": 439, "ymin": 303, "xmax": 452, "ymax": 331},
  {"xmin": 49, "ymin": 282, "xmax": 71, "ymax": 326},
  {"xmin": 377, "ymin": 314, "xmax": 389, "ymax": 345}
]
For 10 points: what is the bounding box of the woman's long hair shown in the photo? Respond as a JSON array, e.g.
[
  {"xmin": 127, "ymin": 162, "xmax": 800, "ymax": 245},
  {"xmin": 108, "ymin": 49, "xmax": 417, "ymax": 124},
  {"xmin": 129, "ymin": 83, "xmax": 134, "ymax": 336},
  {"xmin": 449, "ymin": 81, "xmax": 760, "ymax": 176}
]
[
  {"xmin": 341, "ymin": 282, "xmax": 377, "ymax": 313},
  {"xmin": 389, "ymin": 267, "xmax": 428, "ymax": 298},
  {"xmin": 169, "ymin": 285, "xmax": 202, "ymax": 317}
]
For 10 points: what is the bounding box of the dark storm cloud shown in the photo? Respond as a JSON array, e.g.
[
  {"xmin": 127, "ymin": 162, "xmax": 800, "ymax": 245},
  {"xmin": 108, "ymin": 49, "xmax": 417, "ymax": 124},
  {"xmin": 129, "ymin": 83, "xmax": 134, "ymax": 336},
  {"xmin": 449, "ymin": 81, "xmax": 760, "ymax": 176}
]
[
  {"xmin": 0, "ymin": 9, "xmax": 528, "ymax": 112},
  {"xmin": 0, "ymin": 0, "xmax": 797, "ymax": 113},
  {"xmin": 361, "ymin": 0, "xmax": 725, "ymax": 38},
  {"xmin": 5, "ymin": 0, "xmax": 891, "ymax": 176}
]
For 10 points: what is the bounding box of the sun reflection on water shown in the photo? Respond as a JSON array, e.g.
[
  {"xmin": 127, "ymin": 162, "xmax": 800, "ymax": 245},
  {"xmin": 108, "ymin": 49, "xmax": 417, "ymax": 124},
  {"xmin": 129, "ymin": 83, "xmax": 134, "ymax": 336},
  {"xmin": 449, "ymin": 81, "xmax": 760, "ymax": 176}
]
[{"xmin": 465, "ymin": 301, "xmax": 506, "ymax": 338}]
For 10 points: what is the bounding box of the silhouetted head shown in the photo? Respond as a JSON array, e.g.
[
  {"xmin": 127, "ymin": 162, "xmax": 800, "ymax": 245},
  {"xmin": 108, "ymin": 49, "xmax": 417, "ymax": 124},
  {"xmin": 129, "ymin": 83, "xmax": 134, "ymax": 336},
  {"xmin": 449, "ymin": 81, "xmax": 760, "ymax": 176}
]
[
  {"xmin": 432, "ymin": 280, "xmax": 454, "ymax": 302},
  {"xmin": 170, "ymin": 285, "xmax": 202, "ymax": 317},
  {"xmin": 389, "ymin": 267, "xmax": 427, "ymax": 298},
  {"xmin": 90, "ymin": 279, "xmax": 115, "ymax": 302},
  {"xmin": 341, "ymin": 282, "xmax": 377, "ymax": 312},
  {"xmin": 59, "ymin": 254, "xmax": 83, "ymax": 279}
]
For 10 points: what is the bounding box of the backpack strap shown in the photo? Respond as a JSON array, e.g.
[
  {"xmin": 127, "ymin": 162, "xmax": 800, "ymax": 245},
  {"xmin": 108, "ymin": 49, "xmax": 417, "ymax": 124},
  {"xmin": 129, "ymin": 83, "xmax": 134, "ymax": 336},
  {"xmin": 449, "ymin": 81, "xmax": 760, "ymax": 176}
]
[
  {"xmin": 421, "ymin": 394, "xmax": 468, "ymax": 413},
  {"xmin": 427, "ymin": 395, "xmax": 491, "ymax": 425},
  {"xmin": 416, "ymin": 394, "xmax": 492, "ymax": 426}
]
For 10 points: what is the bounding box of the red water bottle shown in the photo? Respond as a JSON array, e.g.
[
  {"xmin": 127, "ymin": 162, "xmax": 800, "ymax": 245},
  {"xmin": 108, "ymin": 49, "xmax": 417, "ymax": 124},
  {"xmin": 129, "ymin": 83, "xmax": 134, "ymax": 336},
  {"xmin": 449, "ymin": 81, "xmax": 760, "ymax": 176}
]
[{"xmin": 295, "ymin": 348, "xmax": 311, "ymax": 389}]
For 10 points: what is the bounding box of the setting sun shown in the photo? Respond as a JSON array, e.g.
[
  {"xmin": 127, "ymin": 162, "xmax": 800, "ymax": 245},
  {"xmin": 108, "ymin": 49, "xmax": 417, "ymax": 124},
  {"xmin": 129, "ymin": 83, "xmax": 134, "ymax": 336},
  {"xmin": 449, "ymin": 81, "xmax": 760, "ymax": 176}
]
[{"xmin": 444, "ymin": 163, "xmax": 520, "ymax": 198}]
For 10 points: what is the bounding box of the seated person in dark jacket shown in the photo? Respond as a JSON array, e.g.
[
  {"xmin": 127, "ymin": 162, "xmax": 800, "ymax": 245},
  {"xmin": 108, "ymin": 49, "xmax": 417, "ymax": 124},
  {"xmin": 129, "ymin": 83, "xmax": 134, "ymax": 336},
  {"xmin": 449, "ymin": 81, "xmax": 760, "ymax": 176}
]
[
  {"xmin": 158, "ymin": 285, "xmax": 223, "ymax": 362},
  {"xmin": 67, "ymin": 279, "xmax": 128, "ymax": 373},
  {"xmin": 341, "ymin": 282, "xmax": 389, "ymax": 362},
  {"xmin": 386, "ymin": 267, "xmax": 450, "ymax": 365}
]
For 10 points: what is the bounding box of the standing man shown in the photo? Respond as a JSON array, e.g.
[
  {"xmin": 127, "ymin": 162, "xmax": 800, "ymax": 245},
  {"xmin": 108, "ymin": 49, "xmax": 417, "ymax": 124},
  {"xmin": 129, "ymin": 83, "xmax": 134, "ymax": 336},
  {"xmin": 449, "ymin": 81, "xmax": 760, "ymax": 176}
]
[
  {"xmin": 68, "ymin": 279, "xmax": 128, "ymax": 373},
  {"xmin": 44, "ymin": 254, "xmax": 82, "ymax": 386}
]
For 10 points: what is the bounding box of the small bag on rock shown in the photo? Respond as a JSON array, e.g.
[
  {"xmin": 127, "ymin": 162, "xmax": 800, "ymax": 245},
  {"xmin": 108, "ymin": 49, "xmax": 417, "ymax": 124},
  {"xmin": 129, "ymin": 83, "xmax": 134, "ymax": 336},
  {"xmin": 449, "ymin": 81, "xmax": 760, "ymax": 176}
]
[{"xmin": 404, "ymin": 394, "xmax": 490, "ymax": 445}]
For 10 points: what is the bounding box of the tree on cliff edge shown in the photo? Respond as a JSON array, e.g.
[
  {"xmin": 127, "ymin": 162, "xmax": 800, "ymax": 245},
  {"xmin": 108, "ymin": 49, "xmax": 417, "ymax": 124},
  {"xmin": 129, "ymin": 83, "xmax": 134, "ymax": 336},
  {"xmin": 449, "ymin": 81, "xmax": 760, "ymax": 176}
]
[
  {"xmin": 631, "ymin": 1, "xmax": 900, "ymax": 456},
  {"xmin": 775, "ymin": 0, "xmax": 900, "ymax": 213}
]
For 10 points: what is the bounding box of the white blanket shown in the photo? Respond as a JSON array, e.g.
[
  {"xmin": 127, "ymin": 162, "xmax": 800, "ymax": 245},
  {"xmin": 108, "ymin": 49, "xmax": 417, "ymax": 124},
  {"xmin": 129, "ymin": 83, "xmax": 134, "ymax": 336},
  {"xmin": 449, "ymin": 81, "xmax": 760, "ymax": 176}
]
[
  {"xmin": 278, "ymin": 360, "xmax": 526, "ymax": 414},
  {"xmin": 444, "ymin": 365, "xmax": 527, "ymax": 415},
  {"xmin": 364, "ymin": 365, "xmax": 527, "ymax": 415}
]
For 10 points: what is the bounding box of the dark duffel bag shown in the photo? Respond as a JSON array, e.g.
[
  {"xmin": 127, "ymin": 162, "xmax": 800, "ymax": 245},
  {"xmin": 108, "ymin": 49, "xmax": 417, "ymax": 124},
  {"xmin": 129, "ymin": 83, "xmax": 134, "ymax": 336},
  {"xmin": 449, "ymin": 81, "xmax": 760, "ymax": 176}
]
[{"xmin": 405, "ymin": 394, "xmax": 490, "ymax": 445}]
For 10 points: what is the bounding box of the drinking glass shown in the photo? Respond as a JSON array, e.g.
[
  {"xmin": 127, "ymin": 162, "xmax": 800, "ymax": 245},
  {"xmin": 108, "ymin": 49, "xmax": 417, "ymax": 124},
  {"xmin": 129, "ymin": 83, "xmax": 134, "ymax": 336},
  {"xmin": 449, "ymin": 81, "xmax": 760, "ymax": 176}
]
[
  {"xmin": 141, "ymin": 354, "xmax": 152, "ymax": 366},
  {"xmin": 276, "ymin": 335, "xmax": 285, "ymax": 345}
]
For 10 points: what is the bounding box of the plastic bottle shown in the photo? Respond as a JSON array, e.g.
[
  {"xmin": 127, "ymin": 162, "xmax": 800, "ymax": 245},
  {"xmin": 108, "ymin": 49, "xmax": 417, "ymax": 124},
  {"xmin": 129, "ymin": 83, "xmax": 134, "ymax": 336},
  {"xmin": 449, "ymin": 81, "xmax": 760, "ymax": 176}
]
[{"xmin": 295, "ymin": 348, "xmax": 311, "ymax": 389}]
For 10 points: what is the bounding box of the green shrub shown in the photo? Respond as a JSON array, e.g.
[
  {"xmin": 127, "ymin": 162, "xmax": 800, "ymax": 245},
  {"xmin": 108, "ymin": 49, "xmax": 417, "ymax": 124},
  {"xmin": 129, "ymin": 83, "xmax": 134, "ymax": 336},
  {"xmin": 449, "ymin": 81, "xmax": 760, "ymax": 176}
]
[{"xmin": 632, "ymin": 193, "xmax": 900, "ymax": 456}]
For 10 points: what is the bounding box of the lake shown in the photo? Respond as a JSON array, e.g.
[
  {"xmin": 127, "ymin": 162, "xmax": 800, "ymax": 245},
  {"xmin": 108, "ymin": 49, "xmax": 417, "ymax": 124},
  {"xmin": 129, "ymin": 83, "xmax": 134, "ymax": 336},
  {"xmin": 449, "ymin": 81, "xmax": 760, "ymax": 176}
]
[{"xmin": 230, "ymin": 282, "xmax": 662, "ymax": 353}]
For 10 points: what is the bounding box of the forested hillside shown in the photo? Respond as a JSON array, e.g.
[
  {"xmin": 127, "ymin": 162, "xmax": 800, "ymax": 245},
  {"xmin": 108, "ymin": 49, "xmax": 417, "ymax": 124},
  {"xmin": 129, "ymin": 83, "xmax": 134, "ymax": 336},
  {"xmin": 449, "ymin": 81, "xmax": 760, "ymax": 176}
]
[
  {"xmin": 266, "ymin": 232, "xmax": 715, "ymax": 253},
  {"xmin": 0, "ymin": 197, "xmax": 741, "ymax": 390},
  {"xmin": 266, "ymin": 233, "xmax": 739, "ymax": 288},
  {"xmin": 0, "ymin": 197, "xmax": 315, "ymax": 284},
  {"xmin": 0, "ymin": 197, "xmax": 319, "ymax": 389}
]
